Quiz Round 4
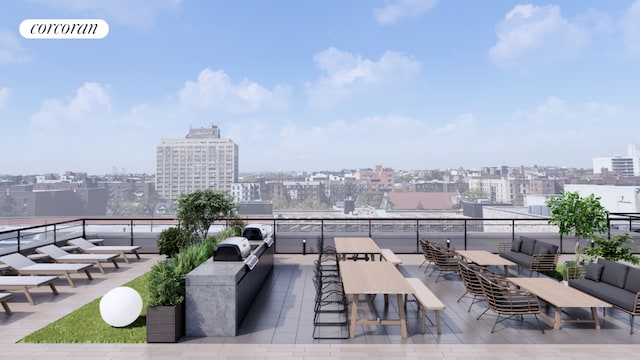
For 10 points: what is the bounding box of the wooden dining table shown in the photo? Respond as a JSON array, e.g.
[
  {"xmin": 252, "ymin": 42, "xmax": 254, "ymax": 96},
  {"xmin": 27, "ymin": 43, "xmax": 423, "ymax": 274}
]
[
  {"xmin": 456, "ymin": 250, "xmax": 516, "ymax": 275},
  {"xmin": 508, "ymin": 277, "xmax": 612, "ymax": 330},
  {"xmin": 334, "ymin": 237, "xmax": 382, "ymax": 261},
  {"xmin": 339, "ymin": 260, "xmax": 414, "ymax": 338}
]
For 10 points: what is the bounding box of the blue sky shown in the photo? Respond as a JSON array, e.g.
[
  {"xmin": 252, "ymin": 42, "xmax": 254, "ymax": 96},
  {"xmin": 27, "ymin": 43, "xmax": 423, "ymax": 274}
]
[{"xmin": 1, "ymin": 0, "xmax": 640, "ymax": 175}]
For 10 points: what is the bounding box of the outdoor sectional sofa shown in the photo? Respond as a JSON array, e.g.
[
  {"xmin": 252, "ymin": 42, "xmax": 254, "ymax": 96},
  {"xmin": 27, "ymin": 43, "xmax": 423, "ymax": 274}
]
[
  {"xmin": 568, "ymin": 258, "xmax": 640, "ymax": 333},
  {"xmin": 498, "ymin": 236, "xmax": 559, "ymax": 274}
]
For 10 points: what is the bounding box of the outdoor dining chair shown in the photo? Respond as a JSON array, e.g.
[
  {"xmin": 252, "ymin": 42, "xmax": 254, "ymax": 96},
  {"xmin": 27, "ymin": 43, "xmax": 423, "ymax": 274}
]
[
  {"xmin": 476, "ymin": 272, "xmax": 545, "ymax": 334},
  {"xmin": 457, "ymin": 260, "xmax": 489, "ymax": 316}
]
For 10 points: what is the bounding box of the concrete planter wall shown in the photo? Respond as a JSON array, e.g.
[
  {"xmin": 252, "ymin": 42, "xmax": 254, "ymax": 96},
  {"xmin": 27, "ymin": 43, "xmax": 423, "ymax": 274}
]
[{"xmin": 146, "ymin": 303, "xmax": 184, "ymax": 343}]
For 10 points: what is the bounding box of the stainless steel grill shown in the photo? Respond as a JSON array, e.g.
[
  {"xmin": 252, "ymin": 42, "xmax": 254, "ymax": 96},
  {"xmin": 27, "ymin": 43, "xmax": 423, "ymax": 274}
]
[{"xmin": 213, "ymin": 236, "xmax": 252, "ymax": 261}]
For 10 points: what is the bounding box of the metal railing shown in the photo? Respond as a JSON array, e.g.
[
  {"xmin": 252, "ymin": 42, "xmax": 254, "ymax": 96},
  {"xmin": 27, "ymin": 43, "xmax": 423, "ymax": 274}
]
[{"xmin": 1, "ymin": 213, "xmax": 639, "ymax": 256}]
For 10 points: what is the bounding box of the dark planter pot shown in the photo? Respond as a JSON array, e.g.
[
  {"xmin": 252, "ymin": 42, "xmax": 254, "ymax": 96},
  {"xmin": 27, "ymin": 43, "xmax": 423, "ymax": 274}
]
[{"xmin": 146, "ymin": 303, "xmax": 184, "ymax": 343}]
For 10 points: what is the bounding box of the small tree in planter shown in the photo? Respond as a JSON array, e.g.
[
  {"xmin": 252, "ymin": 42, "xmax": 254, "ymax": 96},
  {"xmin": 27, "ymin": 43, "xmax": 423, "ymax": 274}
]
[
  {"xmin": 582, "ymin": 233, "xmax": 640, "ymax": 265},
  {"xmin": 175, "ymin": 189, "xmax": 236, "ymax": 240},
  {"xmin": 146, "ymin": 260, "xmax": 185, "ymax": 343},
  {"xmin": 546, "ymin": 191, "xmax": 609, "ymax": 262}
]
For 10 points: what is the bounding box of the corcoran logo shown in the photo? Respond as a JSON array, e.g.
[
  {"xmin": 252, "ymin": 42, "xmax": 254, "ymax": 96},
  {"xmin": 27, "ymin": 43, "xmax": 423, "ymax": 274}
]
[{"xmin": 19, "ymin": 19, "xmax": 109, "ymax": 39}]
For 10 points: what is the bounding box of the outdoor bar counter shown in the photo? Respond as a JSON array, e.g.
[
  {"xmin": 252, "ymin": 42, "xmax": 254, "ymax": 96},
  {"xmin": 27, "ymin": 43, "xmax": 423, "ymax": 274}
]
[{"xmin": 185, "ymin": 240, "xmax": 274, "ymax": 337}]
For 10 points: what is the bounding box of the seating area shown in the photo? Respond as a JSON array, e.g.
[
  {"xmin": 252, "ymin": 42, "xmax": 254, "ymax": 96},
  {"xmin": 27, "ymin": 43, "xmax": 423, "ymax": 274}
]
[
  {"xmin": 569, "ymin": 258, "xmax": 640, "ymax": 333},
  {"xmin": 498, "ymin": 236, "xmax": 559, "ymax": 274}
]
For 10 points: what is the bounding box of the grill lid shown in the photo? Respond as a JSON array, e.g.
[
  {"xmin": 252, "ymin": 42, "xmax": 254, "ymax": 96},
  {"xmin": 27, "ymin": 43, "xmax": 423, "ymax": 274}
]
[{"xmin": 213, "ymin": 236, "xmax": 251, "ymax": 260}]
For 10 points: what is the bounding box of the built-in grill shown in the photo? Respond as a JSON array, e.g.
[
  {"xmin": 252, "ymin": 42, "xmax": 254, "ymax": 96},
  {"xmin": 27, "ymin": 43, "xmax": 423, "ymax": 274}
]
[
  {"xmin": 214, "ymin": 236, "xmax": 252, "ymax": 261},
  {"xmin": 243, "ymin": 224, "xmax": 274, "ymax": 248}
]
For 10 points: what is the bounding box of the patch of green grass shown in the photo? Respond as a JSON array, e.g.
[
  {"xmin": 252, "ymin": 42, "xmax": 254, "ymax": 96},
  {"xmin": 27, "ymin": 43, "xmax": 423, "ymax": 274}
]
[{"xmin": 20, "ymin": 272, "xmax": 150, "ymax": 343}]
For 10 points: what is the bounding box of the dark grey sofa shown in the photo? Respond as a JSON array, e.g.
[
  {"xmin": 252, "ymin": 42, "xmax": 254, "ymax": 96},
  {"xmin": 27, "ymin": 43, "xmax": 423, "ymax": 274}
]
[
  {"xmin": 498, "ymin": 236, "xmax": 559, "ymax": 273},
  {"xmin": 569, "ymin": 258, "xmax": 640, "ymax": 333}
]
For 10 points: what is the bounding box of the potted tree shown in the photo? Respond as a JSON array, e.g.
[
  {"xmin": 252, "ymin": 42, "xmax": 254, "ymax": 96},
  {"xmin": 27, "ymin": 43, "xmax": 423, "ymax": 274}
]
[
  {"xmin": 546, "ymin": 191, "xmax": 609, "ymax": 263},
  {"xmin": 175, "ymin": 189, "xmax": 236, "ymax": 241},
  {"xmin": 146, "ymin": 259, "xmax": 184, "ymax": 343}
]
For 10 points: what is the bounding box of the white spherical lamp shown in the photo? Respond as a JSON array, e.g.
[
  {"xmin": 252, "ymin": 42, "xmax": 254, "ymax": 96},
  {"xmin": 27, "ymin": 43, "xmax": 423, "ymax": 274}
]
[{"xmin": 99, "ymin": 286, "xmax": 143, "ymax": 327}]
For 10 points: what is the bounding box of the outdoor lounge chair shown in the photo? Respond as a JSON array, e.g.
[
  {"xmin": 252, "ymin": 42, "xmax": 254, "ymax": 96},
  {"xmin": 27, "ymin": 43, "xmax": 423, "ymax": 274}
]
[
  {"xmin": 0, "ymin": 275, "xmax": 59, "ymax": 305},
  {"xmin": 68, "ymin": 238, "xmax": 141, "ymax": 264},
  {"xmin": 36, "ymin": 244, "xmax": 120, "ymax": 274},
  {"xmin": 0, "ymin": 292, "xmax": 14, "ymax": 314},
  {"xmin": 0, "ymin": 253, "xmax": 93, "ymax": 288}
]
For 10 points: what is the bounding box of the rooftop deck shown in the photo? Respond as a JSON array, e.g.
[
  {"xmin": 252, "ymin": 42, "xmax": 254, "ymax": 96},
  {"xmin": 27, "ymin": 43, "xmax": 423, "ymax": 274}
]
[{"xmin": 1, "ymin": 253, "xmax": 640, "ymax": 358}]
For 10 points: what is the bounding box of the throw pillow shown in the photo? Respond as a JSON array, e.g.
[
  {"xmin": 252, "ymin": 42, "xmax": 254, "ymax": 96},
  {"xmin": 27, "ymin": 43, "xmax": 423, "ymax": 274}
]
[
  {"xmin": 598, "ymin": 258, "xmax": 630, "ymax": 288},
  {"xmin": 520, "ymin": 237, "xmax": 536, "ymax": 255},
  {"xmin": 584, "ymin": 263, "xmax": 604, "ymax": 282},
  {"xmin": 624, "ymin": 267, "xmax": 640, "ymax": 293},
  {"xmin": 510, "ymin": 239, "xmax": 522, "ymax": 252}
]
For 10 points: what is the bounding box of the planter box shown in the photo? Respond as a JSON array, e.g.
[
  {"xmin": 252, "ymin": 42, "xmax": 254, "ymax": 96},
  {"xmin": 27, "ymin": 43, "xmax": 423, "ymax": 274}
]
[{"xmin": 146, "ymin": 303, "xmax": 184, "ymax": 343}]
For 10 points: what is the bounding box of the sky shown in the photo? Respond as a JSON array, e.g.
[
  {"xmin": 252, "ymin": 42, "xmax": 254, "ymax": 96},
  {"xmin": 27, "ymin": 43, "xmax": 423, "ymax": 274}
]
[{"xmin": 1, "ymin": 0, "xmax": 640, "ymax": 175}]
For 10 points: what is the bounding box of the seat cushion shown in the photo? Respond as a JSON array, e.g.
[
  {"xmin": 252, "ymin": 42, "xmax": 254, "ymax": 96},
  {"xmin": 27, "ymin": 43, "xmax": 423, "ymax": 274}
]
[
  {"xmin": 519, "ymin": 236, "xmax": 537, "ymax": 256},
  {"xmin": 584, "ymin": 262, "xmax": 604, "ymax": 282},
  {"xmin": 569, "ymin": 279, "xmax": 636, "ymax": 312},
  {"xmin": 499, "ymin": 251, "xmax": 531, "ymax": 267},
  {"xmin": 598, "ymin": 258, "xmax": 630, "ymax": 288},
  {"xmin": 624, "ymin": 267, "xmax": 640, "ymax": 294}
]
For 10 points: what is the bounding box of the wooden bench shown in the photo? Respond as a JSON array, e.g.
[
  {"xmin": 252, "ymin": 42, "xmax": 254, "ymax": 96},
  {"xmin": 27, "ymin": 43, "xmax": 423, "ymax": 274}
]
[
  {"xmin": 404, "ymin": 277, "xmax": 446, "ymax": 334},
  {"xmin": 380, "ymin": 248, "xmax": 402, "ymax": 265}
]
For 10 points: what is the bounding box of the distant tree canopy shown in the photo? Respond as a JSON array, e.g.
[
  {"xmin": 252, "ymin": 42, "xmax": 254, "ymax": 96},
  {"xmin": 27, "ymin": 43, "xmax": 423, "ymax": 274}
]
[
  {"xmin": 463, "ymin": 189, "xmax": 489, "ymax": 201},
  {"xmin": 175, "ymin": 189, "xmax": 236, "ymax": 240}
]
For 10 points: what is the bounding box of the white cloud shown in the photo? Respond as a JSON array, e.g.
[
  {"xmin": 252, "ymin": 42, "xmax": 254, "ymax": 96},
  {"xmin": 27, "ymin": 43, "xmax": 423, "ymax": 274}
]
[
  {"xmin": 499, "ymin": 97, "xmax": 639, "ymax": 166},
  {"xmin": 488, "ymin": 5, "xmax": 590, "ymax": 69},
  {"xmin": 0, "ymin": 87, "xmax": 10, "ymax": 109},
  {"xmin": 621, "ymin": 0, "xmax": 640, "ymax": 55},
  {"xmin": 178, "ymin": 68, "xmax": 290, "ymax": 112},
  {"xmin": 30, "ymin": 82, "xmax": 112, "ymax": 130},
  {"xmin": 306, "ymin": 47, "xmax": 421, "ymax": 108},
  {"xmin": 28, "ymin": 0, "xmax": 183, "ymax": 28},
  {"xmin": 374, "ymin": 0, "xmax": 439, "ymax": 26},
  {"xmin": 435, "ymin": 113, "xmax": 477, "ymax": 134},
  {"xmin": 0, "ymin": 30, "xmax": 31, "ymax": 64}
]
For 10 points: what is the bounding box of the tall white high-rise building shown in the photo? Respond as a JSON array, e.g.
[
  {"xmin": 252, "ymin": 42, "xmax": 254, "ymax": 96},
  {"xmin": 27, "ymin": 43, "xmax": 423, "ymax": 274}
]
[
  {"xmin": 156, "ymin": 124, "xmax": 239, "ymax": 200},
  {"xmin": 593, "ymin": 143, "xmax": 640, "ymax": 177}
]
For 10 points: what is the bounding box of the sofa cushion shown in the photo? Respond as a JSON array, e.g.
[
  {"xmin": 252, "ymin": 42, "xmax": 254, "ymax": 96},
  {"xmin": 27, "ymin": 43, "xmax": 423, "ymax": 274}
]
[
  {"xmin": 624, "ymin": 267, "xmax": 640, "ymax": 294},
  {"xmin": 519, "ymin": 236, "xmax": 537, "ymax": 256},
  {"xmin": 510, "ymin": 239, "xmax": 522, "ymax": 252},
  {"xmin": 499, "ymin": 251, "xmax": 531, "ymax": 267},
  {"xmin": 584, "ymin": 263, "xmax": 604, "ymax": 282},
  {"xmin": 569, "ymin": 279, "xmax": 636, "ymax": 311},
  {"xmin": 598, "ymin": 258, "xmax": 630, "ymax": 288}
]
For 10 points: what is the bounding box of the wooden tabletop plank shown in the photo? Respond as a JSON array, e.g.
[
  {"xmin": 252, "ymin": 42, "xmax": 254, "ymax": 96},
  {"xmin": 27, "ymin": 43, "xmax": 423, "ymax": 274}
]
[
  {"xmin": 340, "ymin": 261, "xmax": 413, "ymax": 295},
  {"xmin": 334, "ymin": 237, "xmax": 381, "ymax": 255},
  {"xmin": 508, "ymin": 277, "xmax": 612, "ymax": 308},
  {"xmin": 456, "ymin": 250, "xmax": 516, "ymax": 267}
]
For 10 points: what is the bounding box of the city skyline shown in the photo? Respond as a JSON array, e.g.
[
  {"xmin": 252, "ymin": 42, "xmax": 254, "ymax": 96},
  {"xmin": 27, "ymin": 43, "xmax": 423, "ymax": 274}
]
[{"xmin": 2, "ymin": 1, "xmax": 640, "ymax": 174}]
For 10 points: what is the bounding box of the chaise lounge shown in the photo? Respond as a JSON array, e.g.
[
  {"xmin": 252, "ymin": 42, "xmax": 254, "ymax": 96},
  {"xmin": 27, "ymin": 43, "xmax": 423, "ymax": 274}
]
[
  {"xmin": 68, "ymin": 238, "xmax": 141, "ymax": 264},
  {"xmin": 36, "ymin": 244, "xmax": 120, "ymax": 274},
  {"xmin": 0, "ymin": 275, "xmax": 59, "ymax": 305},
  {"xmin": 0, "ymin": 253, "xmax": 94, "ymax": 288}
]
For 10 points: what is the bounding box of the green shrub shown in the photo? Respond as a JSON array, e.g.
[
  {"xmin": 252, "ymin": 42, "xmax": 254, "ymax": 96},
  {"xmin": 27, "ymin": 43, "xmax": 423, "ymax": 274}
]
[
  {"xmin": 540, "ymin": 269, "xmax": 564, "ymax": 281},
  {"xmin": 147, "ymin": 260, "xmax": 184, "ymax": 306},
  {"xmin": 157, "ymin": 226, "xmax": 190, "ymax": 258},
  {"xmin": 582, "ymin": 233, "xmax": 640, "ymax": 264}
]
